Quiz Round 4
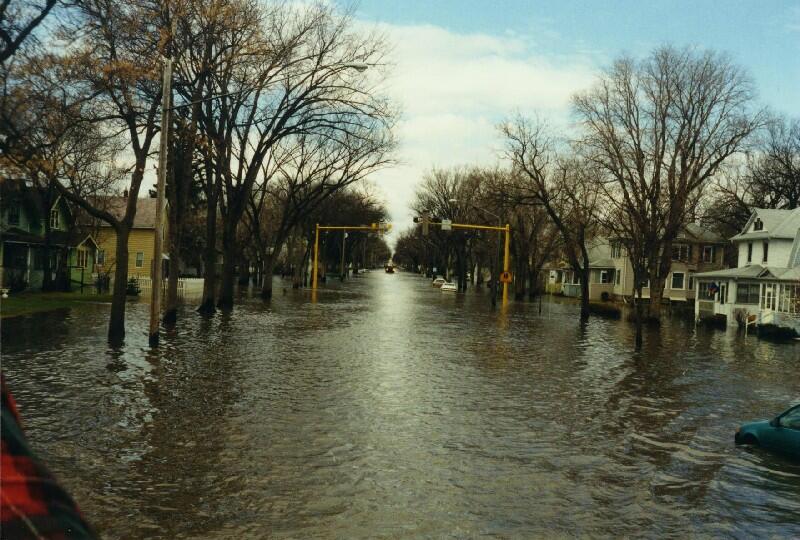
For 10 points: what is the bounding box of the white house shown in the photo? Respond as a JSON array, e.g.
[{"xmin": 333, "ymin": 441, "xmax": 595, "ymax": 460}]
[{"xmin": 694, "ymin": 208, "xmax": 800, "ymax": 332}]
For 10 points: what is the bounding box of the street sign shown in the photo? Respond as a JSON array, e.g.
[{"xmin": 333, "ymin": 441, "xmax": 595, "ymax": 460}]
[
  {"xmin": 441, "ymin": 219, "xmax": 452, "ymax": 231},
  {"xmin": 500, "ymin": 271, "xmax": 513, "ymax": 284}
]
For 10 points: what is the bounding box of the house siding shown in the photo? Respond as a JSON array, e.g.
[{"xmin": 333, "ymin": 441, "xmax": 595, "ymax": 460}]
[
  {"xmin": 95, "ymin": 228, "xmax": 161, "ymax": 279},
  {"xmin": 738, "ymin": 239, "xmax": 793, "ymax": 266}
]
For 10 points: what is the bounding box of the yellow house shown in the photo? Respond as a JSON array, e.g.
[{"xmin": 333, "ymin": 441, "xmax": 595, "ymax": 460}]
[{"xmin": 94, "ymin": 197, "xmax": 168, "ymax": 279}]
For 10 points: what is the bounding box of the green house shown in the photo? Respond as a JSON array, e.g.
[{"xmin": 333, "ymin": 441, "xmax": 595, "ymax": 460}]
[{"xmin": 1, "ymin": 178, "xmax": 98, "ymax": 291}]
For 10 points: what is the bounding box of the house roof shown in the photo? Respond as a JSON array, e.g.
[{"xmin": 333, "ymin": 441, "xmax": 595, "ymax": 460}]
[
  {"xmin": 694, "ymin": 264, "xmax": 800, "ymax": 282},
  {"xmin": 96, "ymin": 197, "xmax": 160, "ymax": 229},
  {"xmin": 1, "ymin": 227, "xmax": 77, "ymax": 247},
  {"xmin": 679, "ymin": 223, "xmax": 725, "ymax": 243},
  {"xmin": 731, "ymin": 208, "xmax": 800, "ymax": 241}
]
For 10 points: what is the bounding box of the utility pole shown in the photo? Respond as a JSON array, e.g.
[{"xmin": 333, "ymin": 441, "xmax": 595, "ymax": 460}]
[{"xmin": 149, "ymin": 21, "xmax": 174, "ymax": 347}]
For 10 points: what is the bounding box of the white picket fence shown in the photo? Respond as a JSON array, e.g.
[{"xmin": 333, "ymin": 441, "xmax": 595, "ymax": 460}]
[{"xmin": 130, "ymin": 276, "xmax": 204, "ymax": 295}]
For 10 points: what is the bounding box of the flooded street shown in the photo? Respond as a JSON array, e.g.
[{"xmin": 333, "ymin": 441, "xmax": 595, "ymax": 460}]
[{"xmin": 2, "ymin": 271, "xmax": 800, "ymax": 538}]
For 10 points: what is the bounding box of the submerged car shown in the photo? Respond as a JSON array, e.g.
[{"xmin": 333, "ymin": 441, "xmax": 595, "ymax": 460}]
[
  {"xmin": 440, "ymin": 282, "xmax": 458, "ymax": 292},
  {"xmin": 735, "ymin": 404, "xmax": 800, "ymax": 459},
  {"xmin": 432, "ymin": 277, "xmax": 446, "ymax": 287}
]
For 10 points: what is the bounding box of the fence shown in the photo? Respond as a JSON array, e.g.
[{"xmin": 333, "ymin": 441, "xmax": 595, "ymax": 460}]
[{"xmin": 129, "ymin": 276, "xmax": 204, "ymax": 295}]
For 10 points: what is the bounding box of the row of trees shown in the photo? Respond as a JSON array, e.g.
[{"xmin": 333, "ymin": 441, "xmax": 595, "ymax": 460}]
[
  {"xmin": 2, "ymin": 0, "xmax": 397, "ymax": 342},
  {"xmin": 395, "ymin": 46, "xmax": 798, "ymax": 349}
]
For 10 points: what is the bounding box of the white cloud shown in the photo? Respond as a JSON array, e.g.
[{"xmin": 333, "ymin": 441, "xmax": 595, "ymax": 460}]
[{"xmin": 360, "ymin": 21, "xmax": 600, "ymax": 247}]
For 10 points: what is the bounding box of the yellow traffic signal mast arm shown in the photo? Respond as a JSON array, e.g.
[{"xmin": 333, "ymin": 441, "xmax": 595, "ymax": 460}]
[
  {"xmin": 312, "ymin": 222, "xmax": 392, "ymax": 293},
  {"xmin": 414, "ymin": 218, "xmax": 512, "ymax": 306}
]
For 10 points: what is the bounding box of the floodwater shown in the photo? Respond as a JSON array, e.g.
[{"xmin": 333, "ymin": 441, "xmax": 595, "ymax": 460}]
[{"xmin": 2, "ymin": 271, "xmax": 799, "ymax": 539}]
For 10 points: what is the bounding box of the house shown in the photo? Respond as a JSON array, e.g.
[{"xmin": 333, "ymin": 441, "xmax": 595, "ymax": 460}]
[
  {"xmin": 0, "ymin": 178, "xmax": 98, "ymax": 291},
  {"xmin": 694, "ymin": 208, "xmax": 800, "ymax": 332},
  {"xmin": 546, "ymin": 223, "xmax": 727, "ymax": 302},
  {"xmin": 545, "ymin": 224, "xmax": 727, "ymax": 302},
  {"xmin": 93, "ymin": 197, "xmax": 168, "ymax": 282},
  {"xmin": 607, "ymin": 224, "xmax": 728, "ymax": 302}
]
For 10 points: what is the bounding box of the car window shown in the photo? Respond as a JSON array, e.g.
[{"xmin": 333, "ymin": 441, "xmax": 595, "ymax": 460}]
[{"xmin": 779, "ymin": 406, "xmax": 800, "ymax": 429}]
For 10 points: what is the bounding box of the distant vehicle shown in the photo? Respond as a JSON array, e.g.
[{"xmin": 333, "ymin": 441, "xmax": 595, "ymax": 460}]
[
  {"xmin": 735, "ymin": 404, "xmax": 800, "ymax": 459},
  {"xmin": 440, "ymin": 282, "xmax": 458, "ymax": 292},
  {"xmin": 432, "ymin": 277, "xmax": 446, "ymax": 287},
  {"xmin": 385, "ymin": 265, "xmax": 395, "ymax": 274}
]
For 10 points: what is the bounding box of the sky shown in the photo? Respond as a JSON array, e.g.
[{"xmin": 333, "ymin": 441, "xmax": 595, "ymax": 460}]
[{"xmin": 341, "ymin": 0, "xmax": 800, "ymax": 247}]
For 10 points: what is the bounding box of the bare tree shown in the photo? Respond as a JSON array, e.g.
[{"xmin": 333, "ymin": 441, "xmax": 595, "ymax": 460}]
[
  {"xmin": 572, "ymin": 46, "xmax": 764, "ymax": 326},
  {"xmin": 501, "ymin": 116, "xmax": 601, "ymax": 320},
  {"xmin": 703, "ymin": 114, "xmax": 800, "ymax": 240},
  {"xmin": 0, "ymin": 0, "xmax": 58, "ymax": 64},
  {"xmin": 253, "ymin": 124, "xmax": 395, "ymax": 298},
  {"xmin": 196, "ymin": 1, "xmax": 395, "ymax": 310}
]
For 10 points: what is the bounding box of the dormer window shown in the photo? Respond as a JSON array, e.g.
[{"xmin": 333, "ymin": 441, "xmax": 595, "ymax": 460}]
[
  {"xmin": 753, "ymin": 217, "xmax": 763, "ymax": 231},
  {"xmin": 50, "ymin": 209, "xmax": 60, "ymax": 230}
]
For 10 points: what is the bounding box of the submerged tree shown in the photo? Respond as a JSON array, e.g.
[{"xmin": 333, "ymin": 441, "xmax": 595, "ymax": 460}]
[
  {"xmin": 572, "ymin": 45, "xmax": 763, "ymax": 329},
  {"xmin": 501, "ymin": 117, "xmax": 601, "ymax": 320}
]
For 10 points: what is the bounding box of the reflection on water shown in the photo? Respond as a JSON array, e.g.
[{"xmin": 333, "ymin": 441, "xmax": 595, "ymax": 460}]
[{"xmin": 2, "ymin": 273, "xmax": 800, "ymax": 538}]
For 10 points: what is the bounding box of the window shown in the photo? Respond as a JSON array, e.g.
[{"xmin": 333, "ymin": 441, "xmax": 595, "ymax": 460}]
[
  {"xmin": 671, "ymin": 244, "xmax": 690, "ymax": 261},
  {"xmin": 753, "ymin": 217, "xmax": 763, "ymax": 231},
  {"xmin": 699, "ymin": 282, "xmax": 716, "ymax": 300},
  {"xmin": 671, "ymin": 272, "xmax": 685, "ymax": 290},
  {"xmin": 76, "ymin": 249, "xmax": 88, "ymax": 268},
  {"xmin": 8, "ymin": 203, "xmax": 20, "ymax": 225},
  {"xmin": 600, "ymin": 270, "xmax": 613, "ymax": 284},
  {"xmin": 611, "ymin": 243, "xmax": 623, "ymax": 258},
  {"xmin": 688, "ymin": 274, "xmax": 694, "ymax": 290},
  {"xmin": 762, "ymin": 241, "xmax": 768, "ymax": 263},
  {"xmin": 50, "ymin": 209, "xmax": 59, "ymax": 230},
  {"xmin": 736, "ymin": 283, "xmax": 760, "ymax": 305},
  {"xmin": 615, "ymin": 269, "xmax": 621, "ymax": 285},
  {"xmin": 97, "ymin": 250, "xmax": 105, "ymax": 266},
  {"xmin": 702, "ymin": 245, "xmax": 715, "ymax": 263},
  {"xmin": 779, "ymin": 406, "xmax": 800, "ymax": 430},
  {"xmin": 135, "ymin": 251, "xmax": 144, "ymax": 268},
  {"xmin": 747, "ymin": 242, "xmax": 753, "ymax": 263}
]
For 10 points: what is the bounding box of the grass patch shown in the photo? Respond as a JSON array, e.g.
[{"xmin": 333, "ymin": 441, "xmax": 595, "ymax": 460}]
[{"xmin": 0, "ymin": 291, "xmax": 113, "ymax": 319}]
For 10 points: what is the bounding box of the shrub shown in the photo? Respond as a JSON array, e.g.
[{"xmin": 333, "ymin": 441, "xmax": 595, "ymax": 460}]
[
  {"xmin": 125, "ymin": 277, "xmax": 141, "ymax": 296},
  {"xmin": 756, "ymin": 324, "xmax": 800, "ymax": 342}
]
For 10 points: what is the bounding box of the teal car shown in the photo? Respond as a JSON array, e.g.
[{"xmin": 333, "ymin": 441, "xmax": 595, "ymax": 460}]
[{"xmin": 735, "ymin": 404, "xmax": 800, "ymax": 460}]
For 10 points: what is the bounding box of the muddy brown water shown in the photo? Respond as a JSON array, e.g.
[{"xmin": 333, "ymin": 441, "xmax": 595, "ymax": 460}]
[{"xmin": 2, "ymin": 271, "xmax": 799, "ymax": 538}]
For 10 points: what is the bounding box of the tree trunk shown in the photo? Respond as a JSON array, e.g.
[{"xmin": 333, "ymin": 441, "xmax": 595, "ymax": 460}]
[
  {"xmin": 514, "ymin": 256, "xmax": 527, "ymax": 300},
  {"xmin": 217, "ymin": 225, "xmax": 237, "ymax": 309},
  {"xmin": 292, "ymin": 236, "xmax": 304, "ymax": 289},
  {"xmin": 108, "ymin": 226, "xmax": 130, "ymax": 343},
  {"xmin": 633, "ymin": 284, "xmax": 644, "ymax": 351},
  {"xmin": 164, "ymin": 250, "xmax": 180, "ymax": 325},
  {"xmin": 260, "ymin": 251, "xmax": 276, "ymax": 299},
  {"xmin": 199, "ymin": 166, "xmax": 218, "ymax": 314},
  {"xmin": 238, "ymin": 255, "xmax": 250, "ymax": 286},
  {"xmin": 579, "ymin": 266, "xmax": 590, "ymax": 320},
  {"xmin": 648, "ymin": 272, "xmax": 666, "ymax": 323}
]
